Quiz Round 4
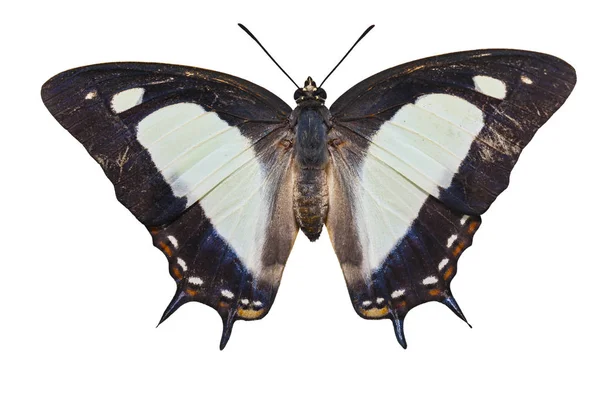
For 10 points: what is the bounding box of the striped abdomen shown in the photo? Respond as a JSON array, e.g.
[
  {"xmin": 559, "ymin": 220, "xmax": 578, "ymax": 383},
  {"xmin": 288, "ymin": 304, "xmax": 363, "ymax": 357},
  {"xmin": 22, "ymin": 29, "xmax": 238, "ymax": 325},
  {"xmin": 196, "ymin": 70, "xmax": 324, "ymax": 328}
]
[{"xmin": 293, "ymin": 167, "xmax": 328, "ymax": 241}]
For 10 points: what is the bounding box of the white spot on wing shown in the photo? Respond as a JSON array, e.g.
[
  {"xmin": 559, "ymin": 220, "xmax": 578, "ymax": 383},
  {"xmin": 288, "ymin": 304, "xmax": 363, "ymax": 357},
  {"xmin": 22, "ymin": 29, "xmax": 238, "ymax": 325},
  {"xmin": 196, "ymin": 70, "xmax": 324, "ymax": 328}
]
[
  {"xmin": 438, "ymin": 258, "xmax": 449, "ymax": 270},
  {"xmin": 221, "ymin": 289, "xmax": 234, "ymax": 299},
  {"xmin": 391, "ymin": 289, "xmax": 405, "ymax": 298},
  {"xmin": 447, "ymin": 234, "xmax": 458, "ymax": 248},
  {"xmin": 521, "ymin": 75, "xmax": 533, "ymax": 84},
  {"xmin": 177, "ymin": 258, "xmax": 187, "ymax": 272},
  {"xmin": 460, "ymin": 215, "xmax": 469, "ymax": 225},
  {"xmin": 111, "ymin": 88, "xmax": 145, "ymax": 113},
  {"xmin": 253, "ymin": 301, "xmax": 263, "ymax": 307},
  {"xmin": 167, "ymin": 235, "xmax": 178, "ymax": 249},
  {"xmin": 422, "ymin": 276, "xmax": 438, "ymax": 285},
  {"xmin": 188, "ymin": 276, "xmax": 203, "ymax": 286},
  {"xmin": 362, "ymin": 300, "xmax": 372, "ymax": 307},
  {"xmin": 473, "ymin": 75, "xmax": 507, "ymax": 99},
  {"xmin": 85, "ymin": 91, "xmax": 96, "ymax": 100},
  {"xmin": 376, "ymin": 297, "xmax": 385, "ymax": 304}
]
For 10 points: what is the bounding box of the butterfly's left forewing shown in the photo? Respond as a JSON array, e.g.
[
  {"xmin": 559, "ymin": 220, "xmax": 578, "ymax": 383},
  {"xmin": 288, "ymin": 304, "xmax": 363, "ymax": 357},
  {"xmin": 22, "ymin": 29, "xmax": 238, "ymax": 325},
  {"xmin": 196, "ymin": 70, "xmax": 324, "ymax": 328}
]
[
  {"xmin": 42, "ymin": 63, "xmax": 298, "ymax": 348},
  {"xmin": 326, "ymin": 50, "xmax": 576, "ymax": 347}
]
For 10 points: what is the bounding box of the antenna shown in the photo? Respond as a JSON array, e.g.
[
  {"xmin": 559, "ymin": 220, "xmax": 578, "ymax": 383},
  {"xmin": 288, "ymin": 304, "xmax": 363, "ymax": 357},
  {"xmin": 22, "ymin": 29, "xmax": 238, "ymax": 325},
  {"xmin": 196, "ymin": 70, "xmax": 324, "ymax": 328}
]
[
  {"xmin": 319, "ymin": 25, "xmax": 375, "ymax": 88},
  {"xmin": 238, "ymin": 23, "xmax": 300, "ymax": 89}
]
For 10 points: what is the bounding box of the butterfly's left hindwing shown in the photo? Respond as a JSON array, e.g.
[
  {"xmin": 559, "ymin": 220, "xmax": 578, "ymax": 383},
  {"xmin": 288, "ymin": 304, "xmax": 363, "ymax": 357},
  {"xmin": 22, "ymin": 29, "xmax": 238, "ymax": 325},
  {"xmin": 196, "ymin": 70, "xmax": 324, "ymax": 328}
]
[
  {"xmin": 42, "ymin": 63, "xmax": 298, "ymax": 348},
  {"xmin": 327, "ymin": 50, "xmax": 575, "ymax": 347}
]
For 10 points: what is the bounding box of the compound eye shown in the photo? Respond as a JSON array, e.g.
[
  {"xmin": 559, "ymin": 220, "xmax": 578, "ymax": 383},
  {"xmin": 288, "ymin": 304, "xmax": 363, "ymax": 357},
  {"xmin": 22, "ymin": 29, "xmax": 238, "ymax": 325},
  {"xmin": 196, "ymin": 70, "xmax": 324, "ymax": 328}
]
[
  {"xmin": 315, "ymin": 88, "xmax": 327, "ymax": 99},
  {"xmin": 293, "ymin": 88, "xmax": 303, "ymax": 100}
]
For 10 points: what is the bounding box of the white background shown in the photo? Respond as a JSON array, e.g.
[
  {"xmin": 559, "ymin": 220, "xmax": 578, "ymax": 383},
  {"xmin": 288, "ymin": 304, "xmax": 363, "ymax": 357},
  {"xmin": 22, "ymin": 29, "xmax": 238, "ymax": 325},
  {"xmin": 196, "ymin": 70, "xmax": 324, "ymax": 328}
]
[{"xmin": 2, "ymin": 0, "xmax": 598, "ymax": 398}]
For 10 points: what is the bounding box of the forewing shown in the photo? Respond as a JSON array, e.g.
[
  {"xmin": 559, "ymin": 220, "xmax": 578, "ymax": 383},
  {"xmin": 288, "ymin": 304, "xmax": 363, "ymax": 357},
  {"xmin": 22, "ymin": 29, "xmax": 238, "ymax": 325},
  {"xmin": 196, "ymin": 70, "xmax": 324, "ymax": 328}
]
[
  {"xmin": 326, "ymin": 50, "xmax": 576, "ymax": 347},
  {"xmin": 42, "ymin": 62, "xmax": 291, "ymax": 225},
  {"xmin": 331, "ymin": 49, "xmax": 576, "ymax": 214},
  {"xmin": 42, "ymin": 63, "xmax": 298, "ymax": 348}
]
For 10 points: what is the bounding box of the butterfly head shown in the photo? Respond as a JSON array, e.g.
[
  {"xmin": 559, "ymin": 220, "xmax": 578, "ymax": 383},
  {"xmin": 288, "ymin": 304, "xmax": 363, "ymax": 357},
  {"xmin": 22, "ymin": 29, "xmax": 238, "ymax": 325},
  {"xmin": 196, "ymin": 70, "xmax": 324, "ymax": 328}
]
[{"xmin": 294, "ymin": 76, "xmax": 327, "ymax": 104}]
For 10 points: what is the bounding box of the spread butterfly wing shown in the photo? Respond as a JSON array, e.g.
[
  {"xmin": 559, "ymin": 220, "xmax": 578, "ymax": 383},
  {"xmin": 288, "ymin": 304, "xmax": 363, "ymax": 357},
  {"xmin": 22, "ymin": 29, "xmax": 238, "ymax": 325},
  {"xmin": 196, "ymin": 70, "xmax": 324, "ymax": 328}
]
[
  {"xmin": 326, "ymin": 50, "xmax": 576, "ymax": 347},
  {"xmin": 41, "ymin": 63, "xmax": 298, "ymax": 349}
]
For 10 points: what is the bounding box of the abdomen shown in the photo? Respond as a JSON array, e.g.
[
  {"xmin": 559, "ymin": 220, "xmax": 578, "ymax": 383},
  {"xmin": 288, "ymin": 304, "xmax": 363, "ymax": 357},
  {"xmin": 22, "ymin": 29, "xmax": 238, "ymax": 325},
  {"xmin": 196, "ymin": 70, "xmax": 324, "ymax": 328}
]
[{"xmin": 293, "ymin": 167, "xmax": 328, "ymax": 241}]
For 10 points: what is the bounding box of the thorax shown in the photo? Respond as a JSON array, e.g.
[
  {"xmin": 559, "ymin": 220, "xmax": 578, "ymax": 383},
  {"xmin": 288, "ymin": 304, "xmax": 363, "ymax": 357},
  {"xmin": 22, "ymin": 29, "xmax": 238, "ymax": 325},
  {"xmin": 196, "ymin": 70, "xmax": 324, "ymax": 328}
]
[{"xmin": 290, "ymin": 103, "xmax": 332, "ymax": 169}]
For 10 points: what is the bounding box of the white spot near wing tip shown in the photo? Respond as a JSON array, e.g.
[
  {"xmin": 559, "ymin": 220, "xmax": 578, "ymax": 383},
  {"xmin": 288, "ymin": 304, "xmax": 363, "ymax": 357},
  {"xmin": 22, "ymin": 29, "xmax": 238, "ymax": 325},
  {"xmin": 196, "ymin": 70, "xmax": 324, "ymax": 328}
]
[
  {"xmin": 422, "ymin": 276, "xmax": 438, "ymax": 285},
  {"xmin": 85, "ymin": 91, "xmax": 96, "ymax": 100},
  {"xmin": 438, "ymin": 258, "xmax": 449, "ymax": 271},
  {"xmin": 167, "ymin": 235, "xmax": 179, "ymax": 249},
  {"xmin": 111, "ymin": 87, "xmax": 145, "ymax": 113},
  {"xmin": 521, "ymin": 75, "xmax": 533, "ymax": 84},
  {"xmin": 188, "ymin": 276, "xmax": 203, "ymax": 286},
  {"xmin": 447, "ymin": 234, "xmax": 458, "ymax": 248},
  {"xmin": 473, "ymin": 75, "xmax": 506, "ymax": 99},
  {"xmin": 253, "ymin": 301, "xmax": 263, "ymax": 307},
  {"xmin": 221, "ymin": 289, "xmax": 234, "ymax": 299},
  {"xmin": 177, "ymin": 258, "xmax": 188, "ymax": 271},
  {"xmin": 391, "ymin": 289, "xmax": 405, "ymax": 299}
]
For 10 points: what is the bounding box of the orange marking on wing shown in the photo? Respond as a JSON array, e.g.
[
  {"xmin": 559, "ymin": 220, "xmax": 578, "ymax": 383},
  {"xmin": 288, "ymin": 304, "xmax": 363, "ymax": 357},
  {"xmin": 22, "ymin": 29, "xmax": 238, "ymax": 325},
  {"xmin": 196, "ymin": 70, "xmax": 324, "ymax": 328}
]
[
  {"xmin": 237, "ymin": 308, "xmax": 265, "ymax": 319},
  {"xmin": 185, "ymin": 288, "xmax": 198, "ymax": 296},
  {"xmin": 159, "ymin": 242, "xmax": 173, "ymax": 257},
  {"xmin": 468, "ymin": 221, "xmax": 479, "ymax": 234},
  {"xmin": 171, "ymin": 266, "xmax": 182, "ymax": 280},
  {"xmin": 429, "ymin": 289, "xmax": 441, "ymax": 296},
  {"xmin": 361, "ymin": 306, "xmax": 389, "ymax": 318},
  {"xmin": 453, "ymin": 242, "xmax": 465, "ymax": 256},
  {"xmin": 444, "ymin": 266, "xmax": 454, "ymax": 280},
  {"xmin": 150, "ymin": 227, "xmax": 160, "ymax": 234}
]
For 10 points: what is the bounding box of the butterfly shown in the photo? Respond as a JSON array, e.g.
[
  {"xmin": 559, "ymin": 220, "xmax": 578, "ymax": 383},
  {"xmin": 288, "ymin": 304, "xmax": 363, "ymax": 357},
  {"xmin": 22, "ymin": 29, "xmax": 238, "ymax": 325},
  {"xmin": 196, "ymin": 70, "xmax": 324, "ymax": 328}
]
[{"xmin": 41, "ymin": 25, "xmax": 576, "ymax": 349}]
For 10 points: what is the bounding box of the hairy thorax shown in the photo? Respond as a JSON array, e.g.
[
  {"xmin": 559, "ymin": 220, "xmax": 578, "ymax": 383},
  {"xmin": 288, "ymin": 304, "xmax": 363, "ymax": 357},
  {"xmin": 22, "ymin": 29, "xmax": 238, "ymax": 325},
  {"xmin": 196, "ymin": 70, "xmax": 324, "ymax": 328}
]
[{"xmin": 291, "ymin": 104, "xmax": 331, "ymax": 241}]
